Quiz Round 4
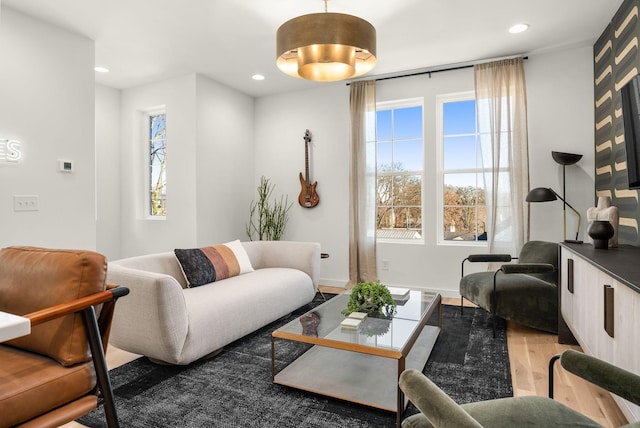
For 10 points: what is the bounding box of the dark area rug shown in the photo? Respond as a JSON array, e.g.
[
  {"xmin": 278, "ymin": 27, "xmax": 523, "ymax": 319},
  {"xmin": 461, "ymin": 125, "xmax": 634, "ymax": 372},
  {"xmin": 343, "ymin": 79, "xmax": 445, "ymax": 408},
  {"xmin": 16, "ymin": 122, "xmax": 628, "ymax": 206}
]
[{"xmin": 78, "ymin": 293, "xmax": 512, "ymax": 427}]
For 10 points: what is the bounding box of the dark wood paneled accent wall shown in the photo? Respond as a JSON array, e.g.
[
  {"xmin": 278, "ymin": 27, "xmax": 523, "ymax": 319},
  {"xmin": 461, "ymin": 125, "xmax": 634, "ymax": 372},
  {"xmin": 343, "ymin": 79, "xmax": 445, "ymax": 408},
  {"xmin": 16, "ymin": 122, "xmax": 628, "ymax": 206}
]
[{"xmin": 594, "ymin": 0, "xmax": 640, "ymax": 245}]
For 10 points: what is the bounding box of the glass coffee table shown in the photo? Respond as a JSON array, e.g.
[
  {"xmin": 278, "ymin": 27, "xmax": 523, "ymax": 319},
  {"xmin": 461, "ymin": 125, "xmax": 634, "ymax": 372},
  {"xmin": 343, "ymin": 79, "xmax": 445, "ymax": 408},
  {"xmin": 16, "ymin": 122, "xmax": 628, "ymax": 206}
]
[{"xmin": 271, "ymin": 290, "xmax": 441, "ymax": 427}]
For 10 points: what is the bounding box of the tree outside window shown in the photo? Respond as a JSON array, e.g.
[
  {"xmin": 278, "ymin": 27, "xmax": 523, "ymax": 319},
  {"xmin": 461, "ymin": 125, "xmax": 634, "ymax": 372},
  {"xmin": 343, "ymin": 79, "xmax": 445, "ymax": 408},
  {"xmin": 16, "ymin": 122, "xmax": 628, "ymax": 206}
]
[
  {"xmin": 376, "ymin": 101, "xmax": 423, "ymax": 241},
  {"xmin": 148, "ymin": 112, "xmax": 166, "ymax": 217},
  {"xmin": 439, "ymin": 94, "xmax": 487, "ymax": 242}
]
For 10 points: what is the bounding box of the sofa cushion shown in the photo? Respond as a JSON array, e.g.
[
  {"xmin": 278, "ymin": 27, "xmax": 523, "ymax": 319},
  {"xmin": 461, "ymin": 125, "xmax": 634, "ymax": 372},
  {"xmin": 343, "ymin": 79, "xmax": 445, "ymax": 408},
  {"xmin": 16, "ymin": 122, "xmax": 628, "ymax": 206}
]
[{"xmin": 175, "ymin": 240, "xmax": 254, "ymax": 287}]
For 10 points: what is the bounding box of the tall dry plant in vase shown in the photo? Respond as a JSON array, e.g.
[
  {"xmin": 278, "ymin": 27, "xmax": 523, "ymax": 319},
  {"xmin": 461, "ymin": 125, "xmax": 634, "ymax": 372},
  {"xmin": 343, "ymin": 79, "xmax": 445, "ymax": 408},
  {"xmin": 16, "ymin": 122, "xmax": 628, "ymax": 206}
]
[{"xmin": 246, "ymin": 176, "xmax": 293, "ymax": 241}]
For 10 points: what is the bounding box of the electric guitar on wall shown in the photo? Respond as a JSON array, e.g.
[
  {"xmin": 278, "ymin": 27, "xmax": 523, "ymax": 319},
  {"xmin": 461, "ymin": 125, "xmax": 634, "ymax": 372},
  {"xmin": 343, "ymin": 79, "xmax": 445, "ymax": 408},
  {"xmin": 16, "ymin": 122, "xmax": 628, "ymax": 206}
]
[{"xmin": 298, "ymin": 129, "xmax": 320, "ymax": 208}]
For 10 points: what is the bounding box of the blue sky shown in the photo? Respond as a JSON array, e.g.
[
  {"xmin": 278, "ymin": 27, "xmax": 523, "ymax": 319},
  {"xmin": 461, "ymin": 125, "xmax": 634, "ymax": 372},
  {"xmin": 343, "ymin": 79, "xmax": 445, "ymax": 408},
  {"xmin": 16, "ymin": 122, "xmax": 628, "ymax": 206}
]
[
  {"xmin": 443, "ymin": 100, "xmax": 476, "ymax": 135},
  {"xmin": 377, "ymin": 106, "xmax": 422, "ymax": 171},
  {"xmin": 377, "ymin": 100, "xmax": 478, "ymax": 184}
]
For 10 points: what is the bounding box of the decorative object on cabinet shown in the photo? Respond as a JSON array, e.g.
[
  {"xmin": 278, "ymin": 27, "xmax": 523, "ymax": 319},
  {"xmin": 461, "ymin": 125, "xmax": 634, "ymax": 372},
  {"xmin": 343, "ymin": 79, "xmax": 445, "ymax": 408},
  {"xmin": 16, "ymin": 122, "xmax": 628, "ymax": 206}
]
[
  {"xmin": 526, "ymin": 187, "xmax": 582, "ymax": 243},
  {"xmin": 460, "ymin": 240, "xmax": 559, "ymax": 336},
  {"xmin": 586, "ymin": 196, "xmax": 619, "ymax": 248},
  {"xmin": 587, "ymin": 220, "xmax": 616, "ymax": 250},
  {"xmin": 298, "ymin": 129, "xmax": 319, "ymax": 208},
  {"xmin": 399, "ymin": 349, "xmax": 640, "ymax": 428}
]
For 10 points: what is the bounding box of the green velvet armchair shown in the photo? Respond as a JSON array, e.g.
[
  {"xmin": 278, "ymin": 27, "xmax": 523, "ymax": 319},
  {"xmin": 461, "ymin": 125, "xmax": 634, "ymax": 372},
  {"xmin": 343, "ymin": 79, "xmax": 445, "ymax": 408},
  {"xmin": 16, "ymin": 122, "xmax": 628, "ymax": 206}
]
[
  {"xmin": 399, "ymin": 349, "xmax": 640, "ymax": 428},
  {"xmin": 459, "ymin": 240, "xmax": 558, "ymax": 335}
]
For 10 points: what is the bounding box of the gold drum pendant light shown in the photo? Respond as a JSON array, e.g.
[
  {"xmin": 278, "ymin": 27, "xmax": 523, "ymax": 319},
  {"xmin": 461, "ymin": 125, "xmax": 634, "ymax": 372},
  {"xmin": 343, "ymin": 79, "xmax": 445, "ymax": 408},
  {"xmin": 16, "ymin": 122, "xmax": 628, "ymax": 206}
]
[{"xmin": 276, "ymin": 2, "xmax": 376, "ymax": 82}]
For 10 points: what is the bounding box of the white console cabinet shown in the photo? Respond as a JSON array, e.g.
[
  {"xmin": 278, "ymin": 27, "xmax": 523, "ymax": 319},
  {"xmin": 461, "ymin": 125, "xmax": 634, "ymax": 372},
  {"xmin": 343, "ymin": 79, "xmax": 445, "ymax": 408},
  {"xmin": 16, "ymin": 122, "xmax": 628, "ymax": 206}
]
[{"xmin": 559, "ymin": 243, "xmax": 640, "ymax": 422}]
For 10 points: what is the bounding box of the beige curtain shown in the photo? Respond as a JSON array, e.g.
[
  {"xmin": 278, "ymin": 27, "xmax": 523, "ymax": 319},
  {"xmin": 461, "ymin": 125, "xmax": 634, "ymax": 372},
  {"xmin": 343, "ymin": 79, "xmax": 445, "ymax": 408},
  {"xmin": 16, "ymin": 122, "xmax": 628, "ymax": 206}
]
[
  {"xmin": 474, "ymin": 57, "xmax": 530, "ymax": 256},
  {"xmin": 348, "ymin": 80, "xmax": 377, "ymax": 285}
]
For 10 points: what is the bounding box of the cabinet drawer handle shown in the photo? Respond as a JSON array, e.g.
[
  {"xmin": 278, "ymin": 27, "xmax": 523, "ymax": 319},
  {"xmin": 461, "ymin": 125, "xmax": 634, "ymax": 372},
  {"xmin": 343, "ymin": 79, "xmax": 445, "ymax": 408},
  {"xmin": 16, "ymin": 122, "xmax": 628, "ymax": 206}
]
[
  {"xmin": 567, "ymin": 258, "xmax": 574, "ymax": 294},
  {"xmin": 604, "ymin": 284, "xmax": 614, "ymax": 338}
]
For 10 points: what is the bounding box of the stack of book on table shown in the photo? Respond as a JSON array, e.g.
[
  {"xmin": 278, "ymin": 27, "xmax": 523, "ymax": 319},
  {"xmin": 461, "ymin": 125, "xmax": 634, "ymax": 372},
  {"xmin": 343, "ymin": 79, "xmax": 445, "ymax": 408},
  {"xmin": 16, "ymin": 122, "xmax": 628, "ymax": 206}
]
[
  {"xmin": 387, "ymin": 286, "xmax": 410, "ymax": 303},
  {"xmin": 340, "ymin": 311, "xmax": 368, "ymax": 330}
]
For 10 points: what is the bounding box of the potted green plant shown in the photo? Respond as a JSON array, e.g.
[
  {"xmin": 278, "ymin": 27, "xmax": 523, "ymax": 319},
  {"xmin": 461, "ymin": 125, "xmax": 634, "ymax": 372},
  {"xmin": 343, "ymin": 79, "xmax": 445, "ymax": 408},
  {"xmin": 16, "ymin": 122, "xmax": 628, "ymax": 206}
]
[
  {"xmin": 342, "ymin": 280, "xmax": 397, "ymax": 318},
  {"xmin": 246, "ymin": 176, "xmax": 292, "ymax": 241}
]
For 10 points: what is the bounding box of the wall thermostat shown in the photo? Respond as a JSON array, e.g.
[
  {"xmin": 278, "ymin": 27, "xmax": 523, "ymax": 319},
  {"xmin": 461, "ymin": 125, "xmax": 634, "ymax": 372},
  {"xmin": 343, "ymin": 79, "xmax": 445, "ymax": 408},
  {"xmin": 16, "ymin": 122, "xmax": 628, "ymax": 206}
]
[{"xmin": 57, "ymin": 159, "xmax": 73, "ymax": 173}]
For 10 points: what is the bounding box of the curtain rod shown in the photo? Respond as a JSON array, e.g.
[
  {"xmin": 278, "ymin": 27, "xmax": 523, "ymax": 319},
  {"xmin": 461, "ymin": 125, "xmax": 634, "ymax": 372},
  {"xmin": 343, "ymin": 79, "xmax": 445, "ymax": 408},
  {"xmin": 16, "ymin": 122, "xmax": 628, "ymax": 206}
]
[{"xmin": 346, "ymin": 55, "xmax": 528, "ymax": 85}]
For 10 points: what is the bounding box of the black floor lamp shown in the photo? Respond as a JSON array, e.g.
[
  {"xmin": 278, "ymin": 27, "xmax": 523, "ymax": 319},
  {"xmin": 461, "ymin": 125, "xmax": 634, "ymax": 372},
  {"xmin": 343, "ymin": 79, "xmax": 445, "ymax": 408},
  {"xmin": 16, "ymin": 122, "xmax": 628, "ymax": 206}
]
[
  {"xmin": 526, "ymin": 151, "xmax": 583, "ymax": 243},
  {"xmin": 526, "ymin": 187, "xmax": 582, "ymax": 243}
]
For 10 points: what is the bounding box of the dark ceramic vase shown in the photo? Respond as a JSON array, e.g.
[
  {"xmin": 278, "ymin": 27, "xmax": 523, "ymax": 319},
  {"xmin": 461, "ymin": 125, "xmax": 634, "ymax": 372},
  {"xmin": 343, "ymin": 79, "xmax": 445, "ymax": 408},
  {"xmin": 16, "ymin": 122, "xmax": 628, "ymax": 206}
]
[{"xmin": 588, "ymin": 220, "xmax": 615, "ymax": 249}]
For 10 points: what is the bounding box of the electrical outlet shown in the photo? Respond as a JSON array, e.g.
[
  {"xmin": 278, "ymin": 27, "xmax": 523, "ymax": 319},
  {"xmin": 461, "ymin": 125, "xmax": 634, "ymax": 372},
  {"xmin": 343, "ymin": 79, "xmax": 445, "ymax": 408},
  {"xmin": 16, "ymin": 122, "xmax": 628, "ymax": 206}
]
[
  {"xmin": 382, "ymin": 259, "xmax": 390, "ymax": 271},
  {"xmin": 13, "ymin": 195, "xmax": 39, "ymax": 212}
]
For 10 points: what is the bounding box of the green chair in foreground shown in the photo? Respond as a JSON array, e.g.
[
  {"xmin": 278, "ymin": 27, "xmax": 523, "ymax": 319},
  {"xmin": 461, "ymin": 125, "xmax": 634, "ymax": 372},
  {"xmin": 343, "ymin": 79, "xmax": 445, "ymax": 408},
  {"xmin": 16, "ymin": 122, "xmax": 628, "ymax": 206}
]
[{"xmin": 399, "ymin": 349, "xmax": 640, "ymax": 428}]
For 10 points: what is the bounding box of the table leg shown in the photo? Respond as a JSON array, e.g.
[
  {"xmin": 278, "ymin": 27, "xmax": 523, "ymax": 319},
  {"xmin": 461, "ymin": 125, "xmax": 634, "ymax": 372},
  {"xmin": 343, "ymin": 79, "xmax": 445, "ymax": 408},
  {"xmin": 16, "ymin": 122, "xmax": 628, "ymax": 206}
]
[
  {"xmin": 397, "ymin": 356, "xmax": 406, "ymax": 428},
  {"xmin": 271, "ymin": 336, "xmax": 276, "ymax": 381}
]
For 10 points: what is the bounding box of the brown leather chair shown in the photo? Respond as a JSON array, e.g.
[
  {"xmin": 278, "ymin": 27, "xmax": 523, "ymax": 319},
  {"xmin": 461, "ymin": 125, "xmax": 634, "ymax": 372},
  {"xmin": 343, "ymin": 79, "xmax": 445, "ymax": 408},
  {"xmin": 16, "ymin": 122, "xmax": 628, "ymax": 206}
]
[{"xmin": 0, "ymin": 246, "xmax": 129, "ymax": 428}]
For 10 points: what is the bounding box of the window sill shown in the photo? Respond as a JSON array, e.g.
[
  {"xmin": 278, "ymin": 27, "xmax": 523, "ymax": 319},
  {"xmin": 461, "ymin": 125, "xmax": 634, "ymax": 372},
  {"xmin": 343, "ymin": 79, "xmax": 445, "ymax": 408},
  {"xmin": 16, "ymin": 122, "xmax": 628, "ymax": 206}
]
[
  {"xmin": 437, "ymin": 240, "xmax": 487, "ymax": 247},
  {"xmin": 377, "ymin": 239, "xmax": 424, "ymax": 245}
]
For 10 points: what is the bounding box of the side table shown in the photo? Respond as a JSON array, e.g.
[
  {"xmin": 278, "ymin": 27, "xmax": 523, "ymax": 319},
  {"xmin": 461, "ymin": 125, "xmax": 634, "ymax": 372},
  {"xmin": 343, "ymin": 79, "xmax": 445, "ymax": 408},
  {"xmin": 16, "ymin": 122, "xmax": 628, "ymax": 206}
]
[{"xmin": 0, "ymin": 311, "xmax": 30, "ymax": 342}]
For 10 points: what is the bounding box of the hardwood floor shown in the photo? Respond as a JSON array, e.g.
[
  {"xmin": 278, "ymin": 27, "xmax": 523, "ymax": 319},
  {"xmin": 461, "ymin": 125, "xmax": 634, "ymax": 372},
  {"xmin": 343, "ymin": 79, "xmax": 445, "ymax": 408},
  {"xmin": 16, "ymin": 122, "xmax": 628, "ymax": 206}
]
[
  {"xmin": 442, "ymin": 296, "xmax": 628, "ymax": 428},
  {"xmin": 506, "ymin": 321, "xmax": 628, "ymax": 427},
  {"xmin": 63, "ymin": 290, "xmax": 628, "ymax": 427}
]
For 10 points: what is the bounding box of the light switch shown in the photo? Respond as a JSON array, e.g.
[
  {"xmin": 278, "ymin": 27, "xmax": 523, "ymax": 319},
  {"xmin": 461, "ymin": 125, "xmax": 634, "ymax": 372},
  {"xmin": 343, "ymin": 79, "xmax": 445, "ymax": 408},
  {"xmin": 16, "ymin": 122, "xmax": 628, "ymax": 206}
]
[{"xmin": 13, "ymin": 195, "xmax": 39, "ymax": 212}]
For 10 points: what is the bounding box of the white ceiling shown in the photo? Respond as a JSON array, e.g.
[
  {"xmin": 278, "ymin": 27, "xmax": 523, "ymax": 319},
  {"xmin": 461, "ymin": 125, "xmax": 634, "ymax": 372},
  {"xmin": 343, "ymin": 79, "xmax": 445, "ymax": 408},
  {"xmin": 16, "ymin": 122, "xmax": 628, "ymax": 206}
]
[{"xmin": 2, "ymin": 0, "xmax": 624, "ymax": 98}]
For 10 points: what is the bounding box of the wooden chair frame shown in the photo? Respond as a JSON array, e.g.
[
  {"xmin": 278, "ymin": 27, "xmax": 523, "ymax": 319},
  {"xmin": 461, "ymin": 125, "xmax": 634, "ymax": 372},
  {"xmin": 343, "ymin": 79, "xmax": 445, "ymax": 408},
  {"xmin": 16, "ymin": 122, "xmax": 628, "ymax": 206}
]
[{"xmin": 16, "ymin": 285, "xmax": 129, "ymax": 427}]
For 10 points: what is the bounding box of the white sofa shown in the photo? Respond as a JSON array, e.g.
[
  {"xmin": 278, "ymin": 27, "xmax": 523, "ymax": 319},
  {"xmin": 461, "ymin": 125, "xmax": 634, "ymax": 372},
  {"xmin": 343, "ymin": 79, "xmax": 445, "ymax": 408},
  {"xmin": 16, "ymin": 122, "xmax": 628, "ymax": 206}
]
[{"xmin": 107, "ymin": 241, "xmax": 320, "ymax": 365}]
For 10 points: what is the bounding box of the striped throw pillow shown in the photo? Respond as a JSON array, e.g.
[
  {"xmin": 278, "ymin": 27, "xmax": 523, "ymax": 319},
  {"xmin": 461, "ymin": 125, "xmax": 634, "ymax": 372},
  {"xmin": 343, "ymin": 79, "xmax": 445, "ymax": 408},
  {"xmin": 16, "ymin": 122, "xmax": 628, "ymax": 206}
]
[{"xmin": 174, "ymin": 240, "xmax": 254, "ymax": 287}]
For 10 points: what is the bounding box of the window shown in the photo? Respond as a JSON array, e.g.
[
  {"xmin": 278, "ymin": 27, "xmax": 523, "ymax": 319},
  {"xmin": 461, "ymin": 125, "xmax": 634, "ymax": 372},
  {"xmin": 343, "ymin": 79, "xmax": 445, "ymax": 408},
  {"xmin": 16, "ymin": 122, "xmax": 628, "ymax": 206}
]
[
  {"xmin": 376, "ymin": 99, "xmax": 423, "ymax": 241},
  {"xmin": 147, "ymin": 110, "xmax": 166, "ymax": 217},
  {"xmin": 438, "ymin": 92, "xmax": 486, "ymax": 243}
]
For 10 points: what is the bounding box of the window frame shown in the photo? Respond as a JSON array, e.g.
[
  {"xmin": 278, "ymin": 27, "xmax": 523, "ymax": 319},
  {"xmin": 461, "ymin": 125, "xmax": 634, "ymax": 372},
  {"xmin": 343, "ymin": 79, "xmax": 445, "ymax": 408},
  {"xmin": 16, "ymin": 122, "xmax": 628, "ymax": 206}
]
[
  {"xmin": 376, "ymin": 97, "xmax": 425, "ymax": 244},
  {"xmin": 144, "ymin": 107, "xmax": 167, "ymax": 220},
  {"xmin": 436, "ymin": 91, "xmax": 487, "ymax": 247}
]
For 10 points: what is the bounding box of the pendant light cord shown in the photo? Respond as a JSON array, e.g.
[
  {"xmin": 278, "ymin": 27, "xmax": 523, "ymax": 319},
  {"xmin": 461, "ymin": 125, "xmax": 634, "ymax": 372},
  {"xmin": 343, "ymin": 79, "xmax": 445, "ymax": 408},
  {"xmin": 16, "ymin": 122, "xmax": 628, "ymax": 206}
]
[{"xmin": 324, "ymin": 0, "xmax": 328, "ymax": 13}]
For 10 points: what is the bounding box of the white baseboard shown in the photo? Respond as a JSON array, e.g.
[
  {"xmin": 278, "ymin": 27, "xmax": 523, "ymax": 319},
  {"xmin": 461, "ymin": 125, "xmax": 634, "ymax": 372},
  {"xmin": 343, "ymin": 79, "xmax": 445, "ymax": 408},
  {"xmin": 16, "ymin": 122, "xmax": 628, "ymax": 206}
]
[{"xmin": 318, "ymin": 278, "xmax": 348, "ymax": 288}]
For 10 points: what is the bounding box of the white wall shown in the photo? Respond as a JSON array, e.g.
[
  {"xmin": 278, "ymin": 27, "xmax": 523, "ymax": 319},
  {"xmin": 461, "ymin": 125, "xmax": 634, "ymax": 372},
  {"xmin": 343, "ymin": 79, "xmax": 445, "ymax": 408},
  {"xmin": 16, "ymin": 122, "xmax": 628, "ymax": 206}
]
[
  {"xmin": 254, "ymin": 84, "xmax": 351, "ymax": 286},
  {"xmin": 254, "ymin": 45, "xmax": 597, "ymax": 296},
  {"xmin": 96, "ymin": 84, "xmax": 121, "ymax": 260},
  {"xmin": 119, "ymin": 74, "xmax": 198, "ymax": 257},
  {"xmin": 112, "ymin": 73, "xmax": 256, "ymax": 258},
  {"xmin": 195, "ymin": 75, "xmax": 255, "ymax": 246},
  {"xmin": 527, "ymin": 45, "xmax": 596, "ymax": 243},
  {"xmin": 0, "ymin": 7, "xmax": 96, "ymax": 250}
]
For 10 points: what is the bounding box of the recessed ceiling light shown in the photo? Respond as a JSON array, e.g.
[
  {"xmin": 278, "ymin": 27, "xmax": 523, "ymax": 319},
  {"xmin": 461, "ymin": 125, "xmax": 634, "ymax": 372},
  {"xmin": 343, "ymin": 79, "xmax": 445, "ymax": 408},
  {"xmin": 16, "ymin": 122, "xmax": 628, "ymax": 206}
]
[
  {"xmin": 252, "ymin": 74, "xmax": 265, "ymax": 81},
  {"xmin": 509, "ymin": 23, "xmax": 529, "ymax": 34},
  {"xmin": 94, "ymin": 66, "xmax": 110, "ymax": 73}
]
